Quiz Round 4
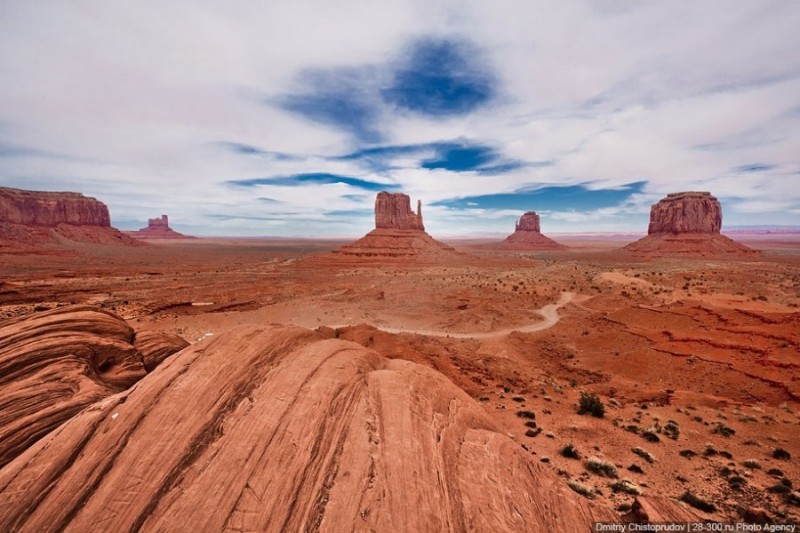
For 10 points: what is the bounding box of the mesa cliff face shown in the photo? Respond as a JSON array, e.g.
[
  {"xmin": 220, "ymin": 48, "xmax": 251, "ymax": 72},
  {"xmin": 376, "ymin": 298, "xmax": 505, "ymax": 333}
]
[
  {"xmin": 647, "ymin": 192, "xmax": 722, "ymax": 234},
  {"xmin": 0, "ymin": 324, "xmax": 617, "ymax": 532},
  {"xmin": 374, "ymin": 191, "xmax": 425, "ymax": 231},
  {"xmin": 0, "ymin": 187, "xmax": 111, "ymax": 227},
  {"xmin": 0, "ymin": 187, "xmax": 140, "ymax": 250},
  {"xmin": 625, "ymin": 192, "xmax": 756, "ymax": 256},
  {"xmin": 332, "ymin": 191, "xmax": 460, "ymax": 262},
  {"xmin": 498, "ymin": 211, "xmax": 566, "ymax": 250}
]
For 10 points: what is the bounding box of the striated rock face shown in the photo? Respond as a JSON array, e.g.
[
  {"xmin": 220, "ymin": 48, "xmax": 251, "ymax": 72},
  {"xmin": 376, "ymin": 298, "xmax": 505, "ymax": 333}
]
[
  {"xmin": 515, "ymin": 211, "xmax": 541, "ymax": 232},
  {"xmin": 0, "ymin": 306, "xmax": 187, "ymax": 468},
  {"xmin": 648, "ymin": 191, "xmax": 721, "ymax": 234},
  {"xmin": 375, "ymin": 191, "xmax": 424, "ymax": 231},
  {"xmin": 0, "ymin": 187, "xmax": 141, "ymax": 250},
  {"xmin": 499, "ymin": 211, "xmax": 566, "ymax": 250},
  {"xmin": 127, "ymin": 214, "xmax": 193, "ymax": 239},
  {"xmin": 625, "ymin": 192, "xmax": 757, "ymax": 256},
  {"xmin": 0, "ymin": 324, "xmax": 615, "ymax": 532},
  {"xmin": 0, "ymin": 187, "xmax": 110, "ymax": 227}
]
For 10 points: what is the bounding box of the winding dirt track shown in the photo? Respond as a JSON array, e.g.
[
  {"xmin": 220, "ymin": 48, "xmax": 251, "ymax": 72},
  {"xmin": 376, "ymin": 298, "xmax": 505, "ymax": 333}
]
[{"xmin": 336, "ymin": 292, "xmax": 578, "ymax": 339}]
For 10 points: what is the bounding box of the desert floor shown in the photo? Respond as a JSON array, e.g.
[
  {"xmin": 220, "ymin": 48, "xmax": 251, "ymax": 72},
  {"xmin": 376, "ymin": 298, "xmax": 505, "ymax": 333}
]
[{"xmin": 2, "ymin": 233, "xmax": 799, "ymax": 521}]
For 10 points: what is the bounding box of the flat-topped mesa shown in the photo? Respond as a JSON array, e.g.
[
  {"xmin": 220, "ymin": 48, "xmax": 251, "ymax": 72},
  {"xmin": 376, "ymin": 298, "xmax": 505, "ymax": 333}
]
[
  {"xmin": 648, "ymin": 191, "xmax": 721, "ymax": 234},
  {"xmin": 127, "ymin": 213, "xmax": 193, "ymax": 239},
  {"xmin": 148, "ymin": 214, "xmax": 169, "ymax": 229},
  {"xmin": 375, "ymin": 191, "xmax": 424, "ymax": 231},
  {"xmin": 515, "ymin": 211, "xmax": 541, "ymax": 233},
  {"xmin": 0, "ymin": 187, "xmax": 110, "ymax": 227}
]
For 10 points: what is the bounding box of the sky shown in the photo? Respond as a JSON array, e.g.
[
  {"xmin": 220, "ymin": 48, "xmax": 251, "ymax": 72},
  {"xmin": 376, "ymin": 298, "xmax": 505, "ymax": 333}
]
[{"xmin": 1, "ymin": 1, "xmax": 799, "ymax": 237}]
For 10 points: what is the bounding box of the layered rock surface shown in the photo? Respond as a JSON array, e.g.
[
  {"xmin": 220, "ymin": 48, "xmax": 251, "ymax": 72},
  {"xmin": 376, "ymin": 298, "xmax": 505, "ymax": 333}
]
[
  {"xmin": 0, "ymin": 306, "xmax": 186, "ymax": 468},
  {"xmin": 127, "ymin": 214, "xmax": 193, "ymax": 239},
  {"xmin": 0, "ymin": 187, "xmax": 139, "ymax": 250},
  {"xmin": 0, "ymin": 324, "xmax": 617, "ymax": 532},
  {"xmin": 499, "ymin": 211, "xmax": 566, "ymax": 250},
  {"xmin": 333, "ymin": 191, "xmax": 461, "ymax": 262},
  {"xmin": 625, "ymin": 192, "xmax": 757, "ymax": 255}
]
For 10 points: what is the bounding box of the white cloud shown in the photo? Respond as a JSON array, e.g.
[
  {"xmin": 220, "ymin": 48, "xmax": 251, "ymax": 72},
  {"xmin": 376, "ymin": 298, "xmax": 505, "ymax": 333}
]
[{"xmin": 1, "ymin": 0, "xmax": 799, "ymax": 235}]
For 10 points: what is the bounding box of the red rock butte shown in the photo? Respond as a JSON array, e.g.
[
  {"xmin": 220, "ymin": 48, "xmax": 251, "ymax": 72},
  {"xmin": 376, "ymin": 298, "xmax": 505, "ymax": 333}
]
[
  {"xmin": 127, "ymin": 214, "xmax": 193, "ymax": 239},
  {"xmin": 498, "ymin": 211, "xmax": 567, "ymax": 250},
  {"xmin": 0, "ymin": 186, "xmax": 140, "ymax": 250},
  {"xmin": 624, "ymin": 191, "xmax": 758, "ymax": 256},
  {"xmin": 331, "ymin": 191, "xmax": 461, "ymax": 262}
]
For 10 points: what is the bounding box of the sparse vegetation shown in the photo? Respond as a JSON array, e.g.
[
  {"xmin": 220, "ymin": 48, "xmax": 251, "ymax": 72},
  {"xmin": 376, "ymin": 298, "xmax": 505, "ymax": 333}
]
[
  {"xmin": 632, "ymin": 447, "xmax": 655, "ymax": 463},
  {"xmin": 567, "ymin": 480, "xmax": 596, "ymax": 499},
  {"xmin": 610, "ymin": 479, "xmax": 641, "ymax": 495},
  {"xmin": 773, "ymin": 448, "xmax": 791, "ymax": 460},
  {"xmin": 641, "ymin": 429, "xmax": 660, "ymax": 443},
  {"xmin": 663, "ymin": 420, "xmax": 680, "ymax": 440},
  {"xmin": 585, "ymin": 457, "xmax": 618, "ymax": 478},
  {"xmin": 628, "ymin": 464, "xmax": 644, "ymax": 474},
  {"xmin": 516, "ymin": 410, "xmax": 536, "ymax": 420},
  {"xmin": 560, "ymin": 443, "xmax": 581, "ymax": 460},
  {"xmin": 679, "ymin": 449, "xmax": 696, "ymax": 459},
  {"xmin": 742, "ymin": 459, "xmax": 761, "ymax": 470},
  {"xmin": 577, "ymin": 391, "xmax": 605, "ymax": 418},
  {"xmin": 711, "ymin": 422, "xmax": 735, "ymax": 438},
  {"xmin": 767, "ymin": 484, "xmax": 790, "ymax": 494},
  {"xmin": 679, "ymin": 491, "xmax": 716, "ymax": 513}
]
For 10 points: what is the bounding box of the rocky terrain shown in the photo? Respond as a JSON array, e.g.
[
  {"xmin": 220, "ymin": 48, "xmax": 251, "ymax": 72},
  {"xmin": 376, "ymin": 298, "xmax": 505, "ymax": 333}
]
[
  {"xmin": 496, "ymin": 211, "xmax": 567, "ymax": 250},
  {"xmin": 127, "ymin": 214, "xmax": 193, "ymax": 239},
  {"xmin": 0, "ymin": 187, "xmax": 140, "ymax": 251},
  {"xmin": 331, "ymin": 192, "xmax": 463, "ymax": 263},
  {"xmin": 625, "ymin": 192, "xmax": 758, "ymax": 256}
]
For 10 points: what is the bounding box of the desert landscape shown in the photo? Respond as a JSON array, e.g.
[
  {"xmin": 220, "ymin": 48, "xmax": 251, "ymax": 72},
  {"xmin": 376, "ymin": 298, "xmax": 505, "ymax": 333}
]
[{"xmin": 1, "ymin": 187, "xmax": 799, "ymax": 531}]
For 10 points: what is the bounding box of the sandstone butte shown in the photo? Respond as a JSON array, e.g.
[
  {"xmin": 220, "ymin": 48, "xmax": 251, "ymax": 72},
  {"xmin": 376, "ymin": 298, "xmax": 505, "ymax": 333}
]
[
  {"xmin": 498, "ymin": 211, "xmax": 567, "ymax": 250},
  {"xmin": 0, "ymin": 186, "xmax": 140, "ymax": 250},
  {"xmin": 126, "ymin": 214, "xmax": 194, "ymax": 240},
  {"xmin": 0, "ymin": 306, "xmax": 188, "ymax": 469},
  {"xmin": 624, "ymin": 191, "xmax": 758, "ymax": 256},
  {"xmin": 0, "ymin": 322, "xmax": 628, "ymax": 532},
  {"xmin": 331, "ymin": 191, "xmax": 461, "ymax": 262}
]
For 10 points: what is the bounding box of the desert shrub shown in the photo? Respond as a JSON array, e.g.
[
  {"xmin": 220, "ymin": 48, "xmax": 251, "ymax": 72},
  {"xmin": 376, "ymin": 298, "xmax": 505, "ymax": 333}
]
[
  {"xmin": 767, "ymin": 484, "xmax": 790, "ymax": 494},
  {"xmin": 767, "ymin": 468, "xmax": 785, "ymax": 478},
  {"xmin": 567, "ymin": 480, "xmax": 596, "ymax": 499},
  {"xmin": 610, "ymin": 479, "xmax": 642, "ymax": 495},
  {"xmin": 525, "ymin": 428, "xmax": 542, "ymax": 438},
  {"xmin": 516, "ymin": 410, "xmax": 536, "ymax": 420},
  {"xmin": 628, "ymin": 464, "xmax": 644, "ymax": 474},
  {"xmin": 641, "ymin": 429, "xmax": 660, "ymax": 443},
  {"xmin": 679, "ymin": 449, "xmax": 697, "ymax": 459},
  {"xmin": 773, "ymin": 448, "xmax": 791, "ymax": 460},
  {"xmin": 525, "ymin": 421, "xmax": 537, "ymax": 428},
  {"xmin": 785, "ymin": 492, "xmax": 800, "ymax": 507},
  {"xmin": 585, "ymin": 457, "xmax": 618, "ymax": 478},
  {"xmin": 512, "ymin": 396, "xmax": 525, "ymax": 403},
  {"xmin": 663, "ymin": 420, "xmax": 680, "ymax": 440},
  {"xmin": 560, "ymin": 443, "xmax": 581, "ymax": 460},
  {"xmin": 728, "ymin": 476, "xmax": 747, "ymax": 490},
  {"xmin": 632, "ymin": 447, "xmax": 655, "ymax": 464},
  {"xmin": 577, "ymin": 391, "xmax": 605, "ymax": 418},
  {"xmin": 711, "ymin": 422, "xmax": 735, "ymax": 438},
  {"xmin": 743, "ymin": 459, "xmax": 761, "ymax": 470},
  {"xmin": 679, "ymin": 491, "xmax": 716, "ymax": 513},
  {"xmin": 33, "ymin": 304, "xmax": 49, "ymax": 312}
]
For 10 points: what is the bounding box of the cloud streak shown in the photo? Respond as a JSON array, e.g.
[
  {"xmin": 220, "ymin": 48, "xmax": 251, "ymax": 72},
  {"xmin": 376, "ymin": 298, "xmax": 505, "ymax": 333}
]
[{"xmin": 0, "ymin": 1, "xmax": 798, "ymax": 236}]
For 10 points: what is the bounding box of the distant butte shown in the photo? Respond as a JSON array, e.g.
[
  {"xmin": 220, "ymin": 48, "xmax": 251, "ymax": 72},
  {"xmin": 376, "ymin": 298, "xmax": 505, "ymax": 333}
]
[
  {"xmin": 624, "ymin": 191, "xmax": 758, "ymax": 256},
  {"xmin": 497, "ymin": 211, "xmax": 566, "ymax": 250},
  {"xmin": 0, "ymin": 186, "xmax": 140, "ymax": 251},
  {"xmin": 331, "ymin": 191, "xmax": 461, "ymax": 261},
  {"xmin": 127, "ymin": 214, "xmax": 194, "ymax": 239}
]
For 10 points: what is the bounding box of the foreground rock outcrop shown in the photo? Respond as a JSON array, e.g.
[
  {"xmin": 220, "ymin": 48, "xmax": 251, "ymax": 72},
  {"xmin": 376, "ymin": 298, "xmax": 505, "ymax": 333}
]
[
  {"xmin": 0, "ymin": 187, "xmax": 139, "ymax": 250},
  {"xmin": 0, "ymin": 306, "xmax": 186, "ymax": 468},
  {"xmin": 498, "ymin": 211, "xmax": 566, "ymax": 250},
  {"xmin": 127, "ymin": 214, "xmax": 194, "ymax": 239},
  {"xmin": 0, "ymin": 323, "xmax": 617, "ymax": 532},
  {"xmin": 625, "ymin": 192, "xmax": 757, "ymax": 256},
  {"xmin": 332, "ymin": 191, "xmax": 461, "ymax": 262}
]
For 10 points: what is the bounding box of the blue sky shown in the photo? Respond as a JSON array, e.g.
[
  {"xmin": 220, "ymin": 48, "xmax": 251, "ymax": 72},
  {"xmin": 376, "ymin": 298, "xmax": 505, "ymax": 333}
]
[{"xmin": 1, "ymin": 1, "xmax": 799, "ymax": 236}]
